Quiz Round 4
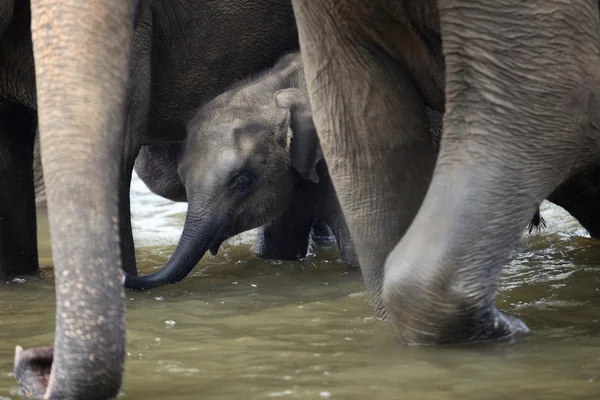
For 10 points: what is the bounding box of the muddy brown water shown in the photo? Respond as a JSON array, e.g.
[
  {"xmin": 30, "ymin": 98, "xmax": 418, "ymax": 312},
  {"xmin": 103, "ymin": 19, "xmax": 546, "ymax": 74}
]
[{"xmin": 1, "ymin": 173, "xmax": 600, "ymax": 399}]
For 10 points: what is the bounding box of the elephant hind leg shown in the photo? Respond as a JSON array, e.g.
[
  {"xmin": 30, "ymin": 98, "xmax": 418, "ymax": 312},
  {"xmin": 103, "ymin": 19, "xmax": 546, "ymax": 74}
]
[
  {"xmin": 118, "ymin": 148, "xmax": 140, "ymax": 276},
  {"xmin": 548, "ymin": 163, "xmax": 600, "ymax": 239},
  {"xmin": 383, "ymin": 0, "xmax": 600, "ymax": 345},
  {"xmin": 0, "ymin": 0, "xmax": 14, "ymax": 38},
  {"xmin": 293, "ymin": 0, "xmax": 437, "ymax": 319},
  {"xmin": 0, "ymin": 101, "xmax": 38, "ymax": 278},
  {"xmin": 310, "ymin": 218, "xmax": 334, "ymax": 245},
  {"xmin": 255, "ymin": 204, "xmax": 315, "ymax": 261}
]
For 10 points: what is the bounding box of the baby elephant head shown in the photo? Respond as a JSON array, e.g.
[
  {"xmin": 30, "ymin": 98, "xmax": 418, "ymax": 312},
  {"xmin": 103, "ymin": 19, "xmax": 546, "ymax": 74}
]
[{"xmin": 124, "ymin": 88, "xmax": 323, "ymax": 290}]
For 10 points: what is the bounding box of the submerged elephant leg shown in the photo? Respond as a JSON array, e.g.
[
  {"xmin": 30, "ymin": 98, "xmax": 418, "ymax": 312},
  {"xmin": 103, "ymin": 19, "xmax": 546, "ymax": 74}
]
[
  {"xmin": 548, "ymin": 163, "xmax": 600, "ymax": 239},
  {"xmin": 383, "ymin": 0, "xmax": 600, "ymax": 345},
  {"xmin": 313, "ymin": 162, "xmax": 358, "ymax": 268},
  {"xmin": 255, "ymin": 193, "xmax": 316, "ymax": 261},
  {"xmin": 292, "ymin": 1, "xmax": 437, "ymax": 318},
  {"xmin": 310, "ymin": 218, "xmax": 334, "ymax": 245},
  {"xmin": 118, "ymin": 11, "xmax": 152, "ymax": 277},
  {"xmin": 255, "ymin": 218, "xmax": 314, "ymax": 260},
  {"xmin": 119, "ymin": 148, "xmax": 139, "ymax": 276},
  {"xmin": 14, "ymin": 0, "xmax": 136, "ymax": 398},
  {"xmin": 0, "ymin": 102, "xmax": 38, "ymax": 277}
]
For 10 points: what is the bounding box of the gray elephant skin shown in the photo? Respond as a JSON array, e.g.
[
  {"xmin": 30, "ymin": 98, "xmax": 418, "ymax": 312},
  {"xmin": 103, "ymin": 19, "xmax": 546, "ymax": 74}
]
[
  {"xmin": 2, "ymin": 0, "xmax": 299, "ymax": 281},
  {"xmin": 291, "ymin": 0, "xmax": 600, "ymax": 346},
  {"xmin": 4, "ymin": 1, "xmax": 137, "ymax": 399},
  {"xmin": 4, "ymin": 0, "xmax": 598, "ymax": 398},
  {"xmin": 128, "ymin": 51, "xmax": 547, "ymax": 291},
  {"xmin": 2, "ymin": 0, "xmax": 298, "ymax": 399},
  {"xmin": 124, "ymin": 52, "xmax": 361, "ymax": 290}
]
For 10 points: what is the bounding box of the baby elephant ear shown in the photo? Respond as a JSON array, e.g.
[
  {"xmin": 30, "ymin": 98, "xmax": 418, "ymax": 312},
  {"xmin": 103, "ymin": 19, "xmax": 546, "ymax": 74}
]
[{"xmin": 274, "ymin": 89, "xmax": 323, "ymax": 183}]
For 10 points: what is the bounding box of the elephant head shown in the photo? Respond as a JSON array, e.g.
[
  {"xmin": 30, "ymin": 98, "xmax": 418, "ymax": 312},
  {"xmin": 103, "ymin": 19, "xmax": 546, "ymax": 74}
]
[{"xmin": 124, "ymin": 88, "xmax": 322, "ymax": 290}]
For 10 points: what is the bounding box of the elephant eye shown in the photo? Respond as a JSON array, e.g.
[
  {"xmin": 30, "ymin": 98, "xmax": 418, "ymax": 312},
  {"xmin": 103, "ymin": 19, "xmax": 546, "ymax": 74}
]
[{"xmin": 231, "ymin": 169, "xmax": 253, "ymax": 194}]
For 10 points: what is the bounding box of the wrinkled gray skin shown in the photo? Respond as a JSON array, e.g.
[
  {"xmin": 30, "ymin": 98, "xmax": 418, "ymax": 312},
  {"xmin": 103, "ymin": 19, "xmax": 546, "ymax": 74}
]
[
  {"xmin": 134, "ymin": 141, "xmax": 336, "ymax": 245},
  {"xmin": 1, "ymin": 0, "xmax": 299, "ymax": 281},
  {"xmin": 6, "ymin": 1, "xmax": 137, "ymax": 399},
  {"xmin": 129, "ymin": 56, "xmax": 548, "ymax": 290},
  {"xmin": 292, "ymin": 0, "xmax": 600, "ymax": 345},
  {"xmin": 124, "ymin": 53, "xmax": 359, "ymax": 290},
  {"xmin": 4, "ymin": 0, "xmax": 298, "ymax": 398},
  {"xmin": 33, "ymin": 131, "xmax": 45, "ymax": 208}
]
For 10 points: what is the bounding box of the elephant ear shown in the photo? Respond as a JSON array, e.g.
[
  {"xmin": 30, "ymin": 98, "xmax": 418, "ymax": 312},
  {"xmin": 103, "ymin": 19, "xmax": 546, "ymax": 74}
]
[{"xmin": 273, "ymin": 88, "xmax": 323, "ymax": 183}]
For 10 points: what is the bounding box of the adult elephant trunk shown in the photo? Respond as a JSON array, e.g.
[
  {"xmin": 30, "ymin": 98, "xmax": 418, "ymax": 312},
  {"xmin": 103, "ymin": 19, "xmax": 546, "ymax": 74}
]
[
  {"xmin": 13, "ymin": 1, "xmax": 139, "ymax": 398},
  {"xmin": 124, "ymin": 203, "xmax": 228, "ymax": 291}
]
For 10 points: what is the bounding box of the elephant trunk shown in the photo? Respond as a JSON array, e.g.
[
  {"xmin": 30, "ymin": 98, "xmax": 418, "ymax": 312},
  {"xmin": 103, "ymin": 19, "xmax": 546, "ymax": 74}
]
[
  {"xmin": 13, "ymin": 1, "xmax": 137, "ymax": 399},
  {"xmin": 124, "ymin": 205, "xmax": 228, "ymax": 291}
]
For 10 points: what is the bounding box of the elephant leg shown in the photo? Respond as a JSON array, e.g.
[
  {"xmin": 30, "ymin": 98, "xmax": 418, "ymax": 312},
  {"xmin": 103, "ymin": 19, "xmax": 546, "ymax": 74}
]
[
  {"xmin": 320, "ymin": 202, "xmax": 359, "ymax": 269},
  {"xmin": 292, "ymin": 2, "xmax": 436, "ymax": 319},
  {"xmin": 255, "ymin": 208, "xmax": 315, "ymax": 261},
  {"xmin": 118, "ymin": 147, "xmax": 139, "ymax": 276},
  {"xmin": 0, "ymin": 101, "xmax": 38, "ymax": 277},
  {"xmin": 314, "ymin": 163, "xmax": 358, "ymax": 268},
  {"xmin": 383, "ymin": 0, "xmax": 600, "ymax": 344},
  {"xmin": 548, "ymin": 164, "xmax": 600, "ymax": 239},
  {"xmin": 118, "ymin": 12, "xmax": 152, "ymax": 277},
  {"xmin": 0, "ymin": 0, "xmax": 14, "ymax": 39},
  {"xmin": 310, "ymin": 218, "xmax": 334, "ymax": 245},
  {"xmin": 14, "ymin": 0, "xmax": 136, "ymax": 398}
]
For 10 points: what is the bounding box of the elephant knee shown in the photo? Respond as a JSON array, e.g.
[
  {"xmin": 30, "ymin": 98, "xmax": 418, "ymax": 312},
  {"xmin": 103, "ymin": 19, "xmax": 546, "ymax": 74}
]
[
  {"xmin": 382, "ymin": 244, "xmax": 528, "ymax": 345},
  {"xmin": 381, "ymin": 266, "xmax": 457, "ymax": 344}
]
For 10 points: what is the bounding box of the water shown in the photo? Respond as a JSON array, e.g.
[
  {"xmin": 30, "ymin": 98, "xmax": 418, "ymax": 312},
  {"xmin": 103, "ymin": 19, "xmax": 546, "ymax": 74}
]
[{"xmin": 1, "ymin": 173, "xmax": 600, "ymax": 399}]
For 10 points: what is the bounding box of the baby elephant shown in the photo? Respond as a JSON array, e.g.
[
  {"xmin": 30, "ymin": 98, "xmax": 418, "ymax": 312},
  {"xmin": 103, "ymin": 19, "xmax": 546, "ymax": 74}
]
[
  {"xmin": 125, "ymin": 52, "xmax": 357, "ymax": 290},
  {"xmin": 127, "ymin": 51, "xmax": 544, "ymax": 291}
]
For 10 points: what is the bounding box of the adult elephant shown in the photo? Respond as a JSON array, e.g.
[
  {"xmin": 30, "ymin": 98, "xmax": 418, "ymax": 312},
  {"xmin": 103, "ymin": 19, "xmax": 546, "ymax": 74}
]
[
  {"xmin": 291, "ymin": 0, "xmax": 600, "ymax": 345},
  {"xmin": 4, "ymin": 0, "xmax": 297, "ymax": 399},
  {"xmin": 1, "ymin": 0, "xmax": 300, "ymax": 279}
]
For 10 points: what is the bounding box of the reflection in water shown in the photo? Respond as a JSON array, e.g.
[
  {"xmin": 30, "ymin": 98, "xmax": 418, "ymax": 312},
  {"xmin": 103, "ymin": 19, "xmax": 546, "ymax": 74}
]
[{"xmin": 1, "ymin": 173, "xmax": 599, "ymax": 399}]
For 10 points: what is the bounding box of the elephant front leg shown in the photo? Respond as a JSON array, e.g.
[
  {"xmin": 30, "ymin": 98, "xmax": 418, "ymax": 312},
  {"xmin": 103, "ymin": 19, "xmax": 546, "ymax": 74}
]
[
  {"xmin": 255, "ymin": 208, "xmax": 315, "ymax": 261},
  {"xmin": 310, "ymin": 218, "xmax": 334, "ymax": 245},
  {"xmin": 118, "ymin": 12, "xmax": 153, "ymax": 277},
  {"xmin": 293, "ymin": 0, "xmax": 437, "ymax": 319},
  {"xmin": 383, "ymin": 0, "xmax": 600, "ymax": 344},
  {"xmin": 118, "ymin": 148, "xmax": 139, "ymax": 276},
  {"xmin": 0, "ymin": 102, "xmax": 39, "ymax": 277}
]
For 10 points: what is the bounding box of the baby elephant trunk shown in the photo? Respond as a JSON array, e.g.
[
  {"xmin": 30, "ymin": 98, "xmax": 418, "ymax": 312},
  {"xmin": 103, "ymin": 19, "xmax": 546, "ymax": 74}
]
[{"xmin": 124, "ymin": 207, "xmax": 228, "ymax": 291}]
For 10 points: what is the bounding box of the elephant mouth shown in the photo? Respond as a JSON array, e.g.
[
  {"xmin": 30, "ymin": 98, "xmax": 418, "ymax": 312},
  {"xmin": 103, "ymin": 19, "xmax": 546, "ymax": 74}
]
[
  {"xmin": 209, "ymin": 223, "xmax": 247, "ymax": 256},
  {"xmin": 209, "ymin": 237, "xmax": 225, "ymax": 256}
]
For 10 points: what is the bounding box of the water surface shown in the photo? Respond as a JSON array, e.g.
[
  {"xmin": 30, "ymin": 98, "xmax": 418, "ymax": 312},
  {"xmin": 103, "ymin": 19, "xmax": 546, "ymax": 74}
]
[{"xmin": 1, "ymin": 174, "xmax": 599, "ymax": 399}]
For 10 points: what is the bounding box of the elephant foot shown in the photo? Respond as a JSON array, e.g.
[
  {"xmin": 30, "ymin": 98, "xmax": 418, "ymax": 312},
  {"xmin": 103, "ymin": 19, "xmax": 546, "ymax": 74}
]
[
  {"xmin": 14, "ymin": 345, "xmax": 53, "ymax": 399},
  {"xmin": 383, "ymin": 269, "xmax": 530, "ymax": 345},
  {"xmin": 468, "ymin": 308, "xmax": 530, "ymax": 345},
  {"xmin": 387, "ymin": 304, "xmax": 530, "ymax": 346}
]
